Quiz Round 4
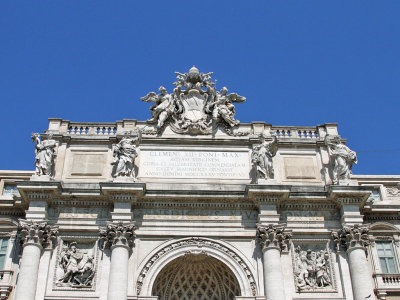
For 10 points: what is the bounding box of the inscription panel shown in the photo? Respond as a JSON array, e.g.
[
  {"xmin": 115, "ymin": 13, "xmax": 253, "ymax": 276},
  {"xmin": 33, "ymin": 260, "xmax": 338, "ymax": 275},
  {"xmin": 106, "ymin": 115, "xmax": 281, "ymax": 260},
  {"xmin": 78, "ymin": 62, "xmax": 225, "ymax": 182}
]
[{"xmin": 139, "ymin": 150, "xmax": 250, "ymax": 179}]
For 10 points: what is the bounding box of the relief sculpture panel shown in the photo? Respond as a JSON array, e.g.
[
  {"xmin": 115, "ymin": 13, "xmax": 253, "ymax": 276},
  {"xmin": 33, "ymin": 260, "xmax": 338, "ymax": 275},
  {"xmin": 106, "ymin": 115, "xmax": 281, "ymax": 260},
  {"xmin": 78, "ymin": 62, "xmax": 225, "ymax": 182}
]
[
  {"xmin": 291, "ymin": 241, "xmax": 336, "ymax": 293},
  {"xmin": 54, "ymin": 240, "xmax": 98, "ymax": 290}
]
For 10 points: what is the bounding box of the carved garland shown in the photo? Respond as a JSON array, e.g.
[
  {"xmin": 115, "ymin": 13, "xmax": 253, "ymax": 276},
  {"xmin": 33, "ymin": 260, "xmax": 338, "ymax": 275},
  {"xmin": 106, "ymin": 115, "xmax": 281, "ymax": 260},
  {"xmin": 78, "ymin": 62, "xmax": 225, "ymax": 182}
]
[{"xmin": 136, "ymin": 237, "xmax": 257, "ymax": 296}]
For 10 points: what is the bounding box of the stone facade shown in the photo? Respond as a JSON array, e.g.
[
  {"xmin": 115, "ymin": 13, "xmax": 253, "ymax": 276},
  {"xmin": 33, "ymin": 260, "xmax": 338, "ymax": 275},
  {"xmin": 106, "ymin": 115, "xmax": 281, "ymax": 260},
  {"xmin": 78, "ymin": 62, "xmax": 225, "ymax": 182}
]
[{"xmin": 0, "ymin": 68, "xmax": 400, "ymax": 300}]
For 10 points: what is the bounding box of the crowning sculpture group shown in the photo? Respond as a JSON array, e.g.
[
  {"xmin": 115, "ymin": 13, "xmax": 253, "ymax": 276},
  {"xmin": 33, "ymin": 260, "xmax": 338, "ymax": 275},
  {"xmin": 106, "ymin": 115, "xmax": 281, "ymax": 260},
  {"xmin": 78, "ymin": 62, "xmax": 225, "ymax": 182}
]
[
  {"xmin": 31, "ymin": 66, "xmax": 358, "ymax": 185},
  {"xmin": 141, "ymin": 66, "xmax": 246, "ymax": 135}
]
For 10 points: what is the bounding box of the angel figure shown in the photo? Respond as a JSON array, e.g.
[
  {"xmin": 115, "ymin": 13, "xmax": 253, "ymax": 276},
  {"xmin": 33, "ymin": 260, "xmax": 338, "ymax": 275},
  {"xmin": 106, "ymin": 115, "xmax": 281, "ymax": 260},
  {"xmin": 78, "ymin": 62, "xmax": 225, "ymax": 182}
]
[
  {"xmin": 31, "ymin": 133, "xmax": 57, "ymax": 177},
  {"xmin": 325, "ymin": 135, "xmax": 357, "ymax": 184},
  {"xmin": 141, "ymin": 86, "xmax": 176, "ymax": 129},
  {"xmin": 210, "ymin": 87, "xmax": 246, "ymax": 127},
  {"xmin": 251, "ymin": 135, "xmax": 278, "ymax": 181}
]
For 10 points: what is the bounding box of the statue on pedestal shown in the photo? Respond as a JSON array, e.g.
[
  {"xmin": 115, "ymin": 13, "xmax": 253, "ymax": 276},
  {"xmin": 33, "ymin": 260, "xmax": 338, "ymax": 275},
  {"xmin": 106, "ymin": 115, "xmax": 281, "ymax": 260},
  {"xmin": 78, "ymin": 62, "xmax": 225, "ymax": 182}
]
[
  {"xmin": 325, "ymin": 135, "xmax": 357, "ymax": 184},
  {"xmin": 31, "ymin": 133, "xmax": 57, "ymax": 177},
  {"xmin": 112, "ymin": 131, "xmax": 141, "ymax": 179},
  {"xmin": 252, "ymin": 135, "xmax": 278, "ymax": 182}
]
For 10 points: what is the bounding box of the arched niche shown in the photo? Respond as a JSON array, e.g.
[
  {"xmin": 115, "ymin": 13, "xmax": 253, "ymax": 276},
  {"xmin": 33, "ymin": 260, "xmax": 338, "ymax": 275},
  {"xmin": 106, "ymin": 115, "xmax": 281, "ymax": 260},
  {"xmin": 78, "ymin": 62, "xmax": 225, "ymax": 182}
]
[
  {"xmin": 152, "ymin": 253, "xmax": 240, "ymax": 300},
  {"xmin": 136, "ymin": 237, "xmax": 257, "ymax": 297}
]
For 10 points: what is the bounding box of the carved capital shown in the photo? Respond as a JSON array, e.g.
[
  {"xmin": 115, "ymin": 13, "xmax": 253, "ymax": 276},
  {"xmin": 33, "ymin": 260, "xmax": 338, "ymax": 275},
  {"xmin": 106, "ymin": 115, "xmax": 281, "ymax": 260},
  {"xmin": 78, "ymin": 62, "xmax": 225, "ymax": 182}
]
[
  {"xmin": 18, "ymin": 220, "xmax": 58, "ymax": 249},
  {"xmin": 100, "ymin": 222, "xmax": 135, "ymax": 249},
  {"xmin": 331, "ymin": 224, "xmax": 370, "ymax": 251},
  {"xmin": 256, "ymin": 224, "xmax": 291, "ymax": 252}
]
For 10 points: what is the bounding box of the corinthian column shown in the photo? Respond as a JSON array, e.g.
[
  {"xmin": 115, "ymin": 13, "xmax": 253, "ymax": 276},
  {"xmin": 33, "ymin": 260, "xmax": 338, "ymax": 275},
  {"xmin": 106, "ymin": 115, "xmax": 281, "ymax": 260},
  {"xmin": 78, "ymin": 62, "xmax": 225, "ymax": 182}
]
[
  {"xmin": 14, "ymin": 220, "xmax": 58, "ymax": 300},
  {"xmin": 332, "ymin": 224, "xmax": 375, "ymax": 300},
  {"xmin": 257, "ymin": 224, "xmax": 291, "ymax": 300},
  {"xmin": 100, "ymin": 222, "xmax": 135, "ymax": 300}
]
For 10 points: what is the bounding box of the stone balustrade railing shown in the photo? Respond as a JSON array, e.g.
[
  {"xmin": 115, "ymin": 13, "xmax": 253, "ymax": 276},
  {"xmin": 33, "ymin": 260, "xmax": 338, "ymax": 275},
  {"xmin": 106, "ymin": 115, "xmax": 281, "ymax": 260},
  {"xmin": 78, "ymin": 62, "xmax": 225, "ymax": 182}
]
[
  {"xmin": 67, "ymin": 122, "xmax": 117, "ymax": 136},
  {"xmin": 0, "ymin": 270, "xmax": 14, "ymax": 299},
  {"xmin": 272, "ymin": 126, "xmax": 319, "ymax": 139},
  {"xmin": 46, "ymin": 119, "xmax": 337, "ymax": 140},
  {"xmin": 374, "ymin": 273, "xmax": 400, "ymax": 292}
]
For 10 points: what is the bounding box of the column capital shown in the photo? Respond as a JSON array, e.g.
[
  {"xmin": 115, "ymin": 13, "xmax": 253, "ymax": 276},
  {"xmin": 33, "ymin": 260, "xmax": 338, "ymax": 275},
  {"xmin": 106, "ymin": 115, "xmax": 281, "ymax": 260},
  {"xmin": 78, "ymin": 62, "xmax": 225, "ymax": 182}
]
[
  {"xmin": 100, "ymin": 222, "xmax": 136, "ymax": 249},
  {"xmin": 18, "ymin": 219, "xmax": 58, "ymax": 249},
  {"xmin": 331, "ymin": 224, "xmax": 370, "ymax": 252},
  {"xmin": 256, "ymin": 224, "xmax": 291, "ymax": 252}
]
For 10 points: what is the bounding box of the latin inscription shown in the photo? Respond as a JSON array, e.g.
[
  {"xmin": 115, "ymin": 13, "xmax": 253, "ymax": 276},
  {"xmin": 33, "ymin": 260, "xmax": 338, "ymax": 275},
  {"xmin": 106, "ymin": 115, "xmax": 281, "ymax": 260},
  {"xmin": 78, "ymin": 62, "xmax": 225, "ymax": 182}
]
[
  {"xmin": 139, "ymin": 150, "xmax": 250, "ymax": 179},
  {"xmin": 134, "ymin": 209, "xmax": 258, "ymax": 221}
]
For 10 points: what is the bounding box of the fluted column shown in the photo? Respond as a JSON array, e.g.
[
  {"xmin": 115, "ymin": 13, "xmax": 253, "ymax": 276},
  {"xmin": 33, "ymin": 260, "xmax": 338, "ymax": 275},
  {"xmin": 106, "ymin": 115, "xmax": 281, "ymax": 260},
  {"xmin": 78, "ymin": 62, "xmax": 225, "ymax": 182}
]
[
  {"xmin": 332, "ymin": 224, "xmax": 375, "ymax": 300},
  {"xmin": 14, "ymin": 220, "xmax": 58, "ymax": 300},
  {"xmin": 257, "ymin": 225, "xmax": 291, "ymax": 300},
  {"xmin": 100, "ymin": 222, "xmax": 135, "ymax": 300}
]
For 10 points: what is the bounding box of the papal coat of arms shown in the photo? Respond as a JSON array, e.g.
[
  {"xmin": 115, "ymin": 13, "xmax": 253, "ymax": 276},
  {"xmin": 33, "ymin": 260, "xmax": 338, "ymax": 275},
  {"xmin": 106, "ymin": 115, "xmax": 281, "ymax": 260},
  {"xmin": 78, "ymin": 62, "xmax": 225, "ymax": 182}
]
[{"xmin": 141, "ymin": 66, "xmax": 246, "ymax": 135}]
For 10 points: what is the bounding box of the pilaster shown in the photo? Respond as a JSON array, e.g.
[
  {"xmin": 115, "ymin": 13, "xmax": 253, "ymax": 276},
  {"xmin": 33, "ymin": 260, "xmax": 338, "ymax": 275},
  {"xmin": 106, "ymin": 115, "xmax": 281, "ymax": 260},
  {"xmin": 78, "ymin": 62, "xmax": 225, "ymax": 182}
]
[
  {"xmin": 100, "ymin": 182, "xmax": 145, "ymax": 222},
  {"xmin": 247, "ymin": 185, "xmax": 290, "ymax": 225},
  {"xmin": 16, "ymin": 181, "xmax": 61, "ymax": 220},
  {"xmin": 329, "ymin": 185, "xmax": 373, "ymax": 226}
]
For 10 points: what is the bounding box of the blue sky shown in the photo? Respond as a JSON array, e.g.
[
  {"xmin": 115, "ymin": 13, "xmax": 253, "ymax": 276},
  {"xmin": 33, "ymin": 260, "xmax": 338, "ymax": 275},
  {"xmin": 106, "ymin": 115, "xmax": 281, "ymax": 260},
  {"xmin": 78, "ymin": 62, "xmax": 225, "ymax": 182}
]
[{"xmin": 1, "ymin": 1, "xmax": 399, "ymax": 174}]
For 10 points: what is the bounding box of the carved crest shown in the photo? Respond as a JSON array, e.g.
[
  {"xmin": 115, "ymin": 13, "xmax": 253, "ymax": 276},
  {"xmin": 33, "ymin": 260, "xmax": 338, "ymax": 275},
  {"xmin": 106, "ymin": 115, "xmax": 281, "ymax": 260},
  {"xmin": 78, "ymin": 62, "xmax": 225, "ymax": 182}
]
[{"xmin": 140, "ymin": 66, "xmax": 246, "ymax": 135}]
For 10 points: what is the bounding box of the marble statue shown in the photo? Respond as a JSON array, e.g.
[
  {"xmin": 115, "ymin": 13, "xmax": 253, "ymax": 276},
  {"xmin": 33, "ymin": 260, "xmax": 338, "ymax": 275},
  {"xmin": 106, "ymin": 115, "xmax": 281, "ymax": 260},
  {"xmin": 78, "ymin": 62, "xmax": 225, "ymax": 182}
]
[
  {"xmin": 141, "ymin": 66, "xmax": 246, "ymax": 135},
  {"xmin": 57, "ymin": 242, "xmax": 95, "ymax": 287},
  {"xmin": 251, "ymin": 135, "xmax": 278, "ymax": 181},
  {"xmin": 210, "ymin": 86, "xmax": 246, "ymax": 127},
  {"xmin": 294, "ymin": 246, "xmax": 332, "ymax": 291},
  {"xmin": 325, "ymin": 135, "xmax": 357, "ymax": 184},
  {"xmin": 141, "ymin": 86, "xmax": 176, "ymax": 129},
  {"xmin": 31, "ymin": 133, "xmax": 57, "ymax": 177},
  {"xmin": 111, "ymin": 131, "xmax": 141, "ymax": 178}
]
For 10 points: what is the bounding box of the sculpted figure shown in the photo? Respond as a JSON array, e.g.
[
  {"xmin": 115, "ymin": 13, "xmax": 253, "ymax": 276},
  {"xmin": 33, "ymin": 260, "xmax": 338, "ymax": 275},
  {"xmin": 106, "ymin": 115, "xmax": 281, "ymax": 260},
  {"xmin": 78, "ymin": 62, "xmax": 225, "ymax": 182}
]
[
  {"xmin": 112, "ymin": 132, "xmax": 140, "ymax": 178},
  {"xmin": 141, "ymin": 86, "xmax": 176, "ymax": 129},
  {"xmin": 294, "ymin": 246, "xmax": 331, "ymax": 291},
  {"xmin": 31, "ymin": 133, "xmax": 57, "ymax": 177},
  {"xmin": 251, "ymin": 135, "xmax": 278, "ymax": 181},
  {"xmin": 57, "ymin": 242, "xmax": 95, "ymax": 287},
  {"xmin": 325, "ymin": 135, "xmax": 357, "ymax": 184},
  {"xmin": 210, "ymin": 87, "xmax": 246, "ymax": 127}
]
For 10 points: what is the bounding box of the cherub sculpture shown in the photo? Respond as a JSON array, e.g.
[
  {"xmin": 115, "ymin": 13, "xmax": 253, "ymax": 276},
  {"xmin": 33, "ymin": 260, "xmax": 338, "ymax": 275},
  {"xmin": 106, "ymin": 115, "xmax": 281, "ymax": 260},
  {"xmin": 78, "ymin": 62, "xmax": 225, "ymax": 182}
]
[
  {"xmin": 251, "ymin": 135, "xmax": 278, "ymax": 181},
  {"xmin": 325, "ymin": 135, "xmax": 357, "ymax": 184},
  {"xmin": 210, "ymin": 87, "xmax": 246, "ymax": 127},
  {"xmin": 141, "ymin": 86, "xmax": 176, "ymax": 129},
  {"xmin": 31, "ymin": 133, "xmax": 57, "ymax": 177},
  {"xmin": 111, "ymin": 131, "xmax": 141, "ymax": 178}
]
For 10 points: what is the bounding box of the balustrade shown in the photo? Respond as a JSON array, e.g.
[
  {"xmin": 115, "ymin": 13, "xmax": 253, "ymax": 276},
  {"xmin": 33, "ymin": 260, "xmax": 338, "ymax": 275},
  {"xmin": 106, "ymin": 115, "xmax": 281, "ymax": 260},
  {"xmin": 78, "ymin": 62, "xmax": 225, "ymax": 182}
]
[
  {"xmin": 272, "ymin": 126, "xmax": 318, "ymax": 139},
  {"xmin": 68, "ymin": 123, "xmax": 117, "ymax": 136}
]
